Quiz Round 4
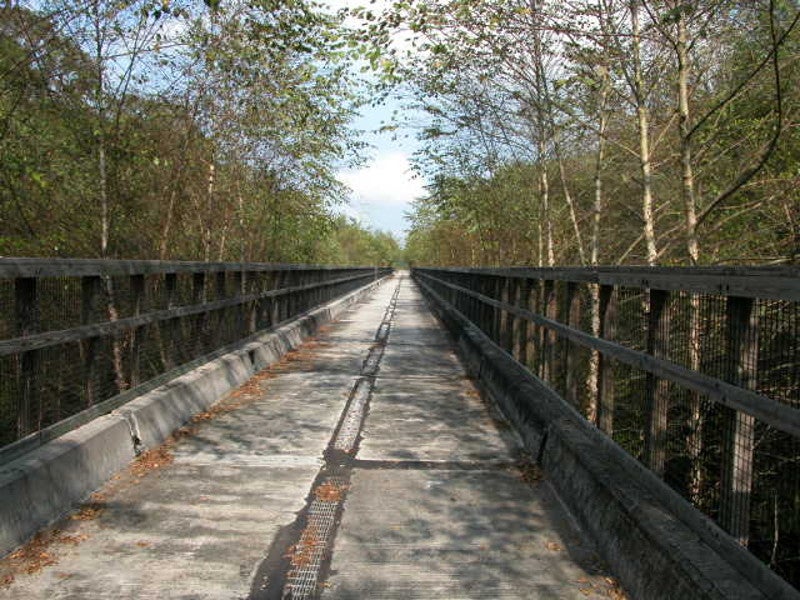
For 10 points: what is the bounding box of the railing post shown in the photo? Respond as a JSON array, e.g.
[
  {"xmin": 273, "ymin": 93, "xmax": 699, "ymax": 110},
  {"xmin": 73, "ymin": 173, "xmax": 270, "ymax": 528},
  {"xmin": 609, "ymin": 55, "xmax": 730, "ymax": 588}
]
[
  {"xmin": 479, "ymin": 276, "xmax": 489, "ymax": 335},
  {"xmin": 287, "ymin": 270, "xmax": 296, "ymax": 320},
  {"xmin": 596, "ymin": 284, "xmax": 616, "ymax": 434},
  {"xmin": 513, "ymin": 279, "xmax": 532, "ymax": 365},
  {"xmin": 192, "ymin": 272, "xmax": 206, "ymax": 357},
  {"xmin": 15, "ymin": 277, "xmax": 39, "ymax": 436},
  {"xmin": 542, "ymin": 279, "xmax": 556, "ymax": 384},
  {"xmin": 249, "ymin": 271, "xmax": 258, "ymax": 332},
  {"xmin": 720, "ymin": 296, "xmax": 758, "ymax": 546},
  {"xmin": 645, "ymin": 289, "xmax": 671, "ymax": 477},
  {"xmin": 254, "ymin": 272, "xmax": 265, "ymax": 330},
  {"xmin": 491, "ymin": 276, "xmax": 501, "ymax": 343},
  {"xmin": 264, "ymin": 271, "xmax": 276, "ymax": 329},
  {"xmin": 500, "ymin": 277, "xmax": 514, "ymax": 352},
  {"xmin": 302, "ymin": 270, "xmax": 312, "ymax": 313},
  {"xmin": 215, "ymin": 271, "xmax": 227, "ymax": 347},
  {"xmin": 272, "ymin": 271, "xmax": 283, "ymax": 325},
  {"xmin": 245, "ymin": 269, "xmax": 257, "ymax": 334},
  {"xmin": 476, "ymin": 276, "xmax": 487, "ymax": 334},
  {"xmin": 163, "ymin": 272, "xmax": 178, "ymax": 368},
  {"xmin": 234, "ymin": 270, "xmax": 245, "ymax": 339},
  {"xmin": 525, "ymin": 279, "xmax": 538, "ymax": 371},
  {"xmin": 130, "ymin": 274, "xmax": 145, "ymax": 387},
  {"xmin": 564, "ymin": 282, "xmax": 581, "ymax": 409},
  {"xmin": 470, "ymin": 274, "xmax": 480, "ymax": 323},
  {"xmin": 534, "ymin": 279, "xmax": 546, "ymax": 378},
  {"xmin": 81, "ymin": 275, "xmax": 103, "ymax": 406}
]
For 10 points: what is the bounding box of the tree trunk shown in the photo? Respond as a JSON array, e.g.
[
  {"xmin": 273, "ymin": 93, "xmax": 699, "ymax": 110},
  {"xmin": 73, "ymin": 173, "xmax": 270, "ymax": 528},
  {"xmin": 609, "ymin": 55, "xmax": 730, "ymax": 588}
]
[
  {"xmin": 677, "ymin": 11, "xmax": 700, "ymax": 265},
  {"xmin": 556, "ymin": 152, "xmax": 587, "ymax": 265},
  {"xmin": 587, "ymin": 64, "xmax": 609, "ymax": 423},
  {"xmin": 204, "ymin": 161, "xmax": 215, "ymax": 262},
  {"xmin": 539, "ymin": 152, "xmax": 555, "ymax": 267},
  {"xmin": 631, "ymin": 0, "xmax": 658, "ymax": 266},
  {"xmin": 674, "ymin": 8, "xmax": 705, "ymax": 506}
]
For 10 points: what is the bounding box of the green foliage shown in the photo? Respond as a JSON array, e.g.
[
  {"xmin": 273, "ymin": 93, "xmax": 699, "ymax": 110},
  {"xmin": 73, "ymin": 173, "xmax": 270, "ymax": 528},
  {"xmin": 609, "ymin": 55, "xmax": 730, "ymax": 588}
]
[
  {"xmin": 325, "ymin": 216, "xmax": 403, "ymax": 266},
  {"xmin": 391, "ymin": 0, "xmax": 800, "ymax": 267},
  {"xmin": 0, "ymin": 0, "xmax": 384, "ymax": 266}
]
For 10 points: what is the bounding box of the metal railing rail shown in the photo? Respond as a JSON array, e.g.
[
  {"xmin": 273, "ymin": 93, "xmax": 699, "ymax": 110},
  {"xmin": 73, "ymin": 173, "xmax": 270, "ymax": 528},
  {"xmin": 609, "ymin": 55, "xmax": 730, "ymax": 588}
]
[{"xmin": 1, "ymin": 258, "xmax": 392, "ymax": 459}]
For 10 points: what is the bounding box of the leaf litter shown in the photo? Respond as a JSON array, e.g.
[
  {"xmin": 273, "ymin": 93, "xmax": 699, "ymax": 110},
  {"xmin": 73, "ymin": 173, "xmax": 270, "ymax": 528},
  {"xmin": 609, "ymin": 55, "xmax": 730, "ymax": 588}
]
[
  {"xmin": 0, "ymin": 330, "xmax": 336, "ymax": 589},
  {"xmin": 0, "ymin": 349, "xmax": 297, "ymax": 588}
]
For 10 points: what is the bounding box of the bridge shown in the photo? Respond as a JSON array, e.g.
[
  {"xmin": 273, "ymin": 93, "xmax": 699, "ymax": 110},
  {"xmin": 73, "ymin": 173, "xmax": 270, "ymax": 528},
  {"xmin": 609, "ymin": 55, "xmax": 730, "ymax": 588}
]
[{"xmin": 0, "ymin": 260, "xmax": 798, "ymax": 598}]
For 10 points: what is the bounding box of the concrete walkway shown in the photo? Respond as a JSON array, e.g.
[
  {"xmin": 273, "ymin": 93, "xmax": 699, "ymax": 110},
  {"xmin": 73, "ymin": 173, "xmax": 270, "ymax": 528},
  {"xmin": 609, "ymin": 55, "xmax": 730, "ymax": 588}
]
[{"xmin": 0, "ymin": 273, "xmax": 620, "ymax": 599}]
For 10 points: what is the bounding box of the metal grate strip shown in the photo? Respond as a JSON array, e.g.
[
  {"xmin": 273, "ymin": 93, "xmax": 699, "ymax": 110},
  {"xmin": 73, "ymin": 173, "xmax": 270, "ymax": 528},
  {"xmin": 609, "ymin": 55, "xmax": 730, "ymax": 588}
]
[{"xmin": 280, "ymin": 279, "xmax": 402, "ymax": 599}]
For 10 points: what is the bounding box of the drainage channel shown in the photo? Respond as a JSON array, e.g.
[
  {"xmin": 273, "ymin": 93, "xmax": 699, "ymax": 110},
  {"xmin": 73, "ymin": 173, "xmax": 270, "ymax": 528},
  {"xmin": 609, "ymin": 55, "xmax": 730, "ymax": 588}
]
[{"xmin": 249, "ymin": 279, "xmax": 401, "ymax": 600}]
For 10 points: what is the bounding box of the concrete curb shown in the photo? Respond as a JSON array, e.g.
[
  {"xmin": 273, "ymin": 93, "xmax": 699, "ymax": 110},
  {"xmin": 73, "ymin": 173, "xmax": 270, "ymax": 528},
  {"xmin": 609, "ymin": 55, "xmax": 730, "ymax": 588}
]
[
  {"xmin": 0, "ymin": 277, "xmax": 388, "ymax": 558},
  {"xmin": 415, "ymin": 275, "xmax": 799, "ymax": 600}
]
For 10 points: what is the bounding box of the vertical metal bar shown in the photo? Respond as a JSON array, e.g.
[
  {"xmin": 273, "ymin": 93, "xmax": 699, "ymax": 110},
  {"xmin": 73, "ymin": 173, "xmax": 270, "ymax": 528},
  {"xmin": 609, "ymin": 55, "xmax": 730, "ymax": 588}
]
[
  {"xmin": 15, "ymin": 277, "xmax": 39, "ymax": 437},
  {"xmin": 645, "ymin": 289, "xmax": 671, "ymax": 477},
  {"xmin": 597, "ymin": 284, "xmax": 616, "ymax": 434},
  {"xmin": 720, "ymin": 296, "xmax": 758, "ymax": 546},
  {"xmin": 81, "ymin": 276, "xmax": 103, "ymax": 406},
  {"xmin": 129, "ymin": 274, "xmax": 145, "ymax": 387}
]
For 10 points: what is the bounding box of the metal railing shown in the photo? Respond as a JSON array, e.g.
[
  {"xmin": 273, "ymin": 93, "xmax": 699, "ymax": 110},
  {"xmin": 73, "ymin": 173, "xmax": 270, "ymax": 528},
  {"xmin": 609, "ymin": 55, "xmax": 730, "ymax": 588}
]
[
  {"xmin": 0, "ymin": 258, "xmax": 392, "ymax": 459},
  {"xmin": 414, "ymin": 265, "xmax": 800, "ymax": 588}
]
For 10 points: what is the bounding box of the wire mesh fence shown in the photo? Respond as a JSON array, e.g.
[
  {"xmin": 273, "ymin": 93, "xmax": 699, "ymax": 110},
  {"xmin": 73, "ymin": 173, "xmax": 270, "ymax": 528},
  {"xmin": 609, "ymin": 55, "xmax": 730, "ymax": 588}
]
[
  {"xmin": 414, "ymin": 265, "xmax": 800, "ymax": 589},
  {"xmin": 0, "ymin": 259, "xmax": 391, "ymax": 460}
]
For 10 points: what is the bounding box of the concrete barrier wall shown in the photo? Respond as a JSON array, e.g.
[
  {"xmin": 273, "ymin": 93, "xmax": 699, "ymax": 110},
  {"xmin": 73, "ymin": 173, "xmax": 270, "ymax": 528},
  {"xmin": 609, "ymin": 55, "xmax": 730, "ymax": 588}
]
[
  {"xmin": 0, "ymin": 277, "xmax": 388, "ymax": 558},
  {"xmin": 416, "ymin": 275, "xmax": 799, "ymax": 600}
]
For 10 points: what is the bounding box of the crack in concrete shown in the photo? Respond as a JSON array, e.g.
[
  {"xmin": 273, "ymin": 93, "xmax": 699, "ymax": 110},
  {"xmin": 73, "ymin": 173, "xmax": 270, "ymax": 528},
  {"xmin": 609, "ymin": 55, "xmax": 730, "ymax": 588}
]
[{"xmin": 118, "ymin": 412, "xmax": 144, "ymax": 456}]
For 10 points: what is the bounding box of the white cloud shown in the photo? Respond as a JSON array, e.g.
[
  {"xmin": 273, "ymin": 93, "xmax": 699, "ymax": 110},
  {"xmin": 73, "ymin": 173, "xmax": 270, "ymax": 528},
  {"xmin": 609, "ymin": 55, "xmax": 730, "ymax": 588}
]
[{"xmin": 338, "ymin": 152, "xmax": 425, "ymax": 208}]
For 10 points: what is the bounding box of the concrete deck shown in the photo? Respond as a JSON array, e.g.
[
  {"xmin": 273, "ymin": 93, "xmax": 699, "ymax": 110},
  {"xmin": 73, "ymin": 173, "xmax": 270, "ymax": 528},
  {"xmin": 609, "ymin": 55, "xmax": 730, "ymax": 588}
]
[{"xmin": 0, "ymin": 273, "xmax": 620, "ymax": 599}]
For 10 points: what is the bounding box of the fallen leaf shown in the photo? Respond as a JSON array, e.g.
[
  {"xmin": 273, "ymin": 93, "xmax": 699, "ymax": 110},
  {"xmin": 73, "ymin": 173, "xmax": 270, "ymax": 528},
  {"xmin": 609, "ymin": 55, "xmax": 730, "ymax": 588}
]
[
  {"xmin": 314, "ymin": 482, "xmax": 347, "ymax": 502},
  {"xmin": 545, "ymin": 541, "xmax": 563, "ymax": 552},
  {"xmin": 60, "ymin": 534, "xmax": 89, "ymax": 546}
]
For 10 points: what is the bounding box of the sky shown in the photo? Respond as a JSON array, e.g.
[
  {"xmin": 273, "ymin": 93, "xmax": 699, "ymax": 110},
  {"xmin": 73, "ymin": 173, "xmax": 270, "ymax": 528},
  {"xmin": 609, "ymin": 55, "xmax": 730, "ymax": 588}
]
[
  {"xmin": 324, "ymin": 0, "xmax": 426, "ymax": 244},
  {"xmin": 336, "ymin": 99, "xmax": 426, "ymax": 243}
]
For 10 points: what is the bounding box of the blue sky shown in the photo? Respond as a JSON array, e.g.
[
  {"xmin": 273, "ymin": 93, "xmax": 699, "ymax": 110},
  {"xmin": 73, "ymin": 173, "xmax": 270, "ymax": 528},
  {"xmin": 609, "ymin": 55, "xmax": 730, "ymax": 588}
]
[{"xmin": 337, "ymin": 97, "xmax": 425, "ymax": 243}]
